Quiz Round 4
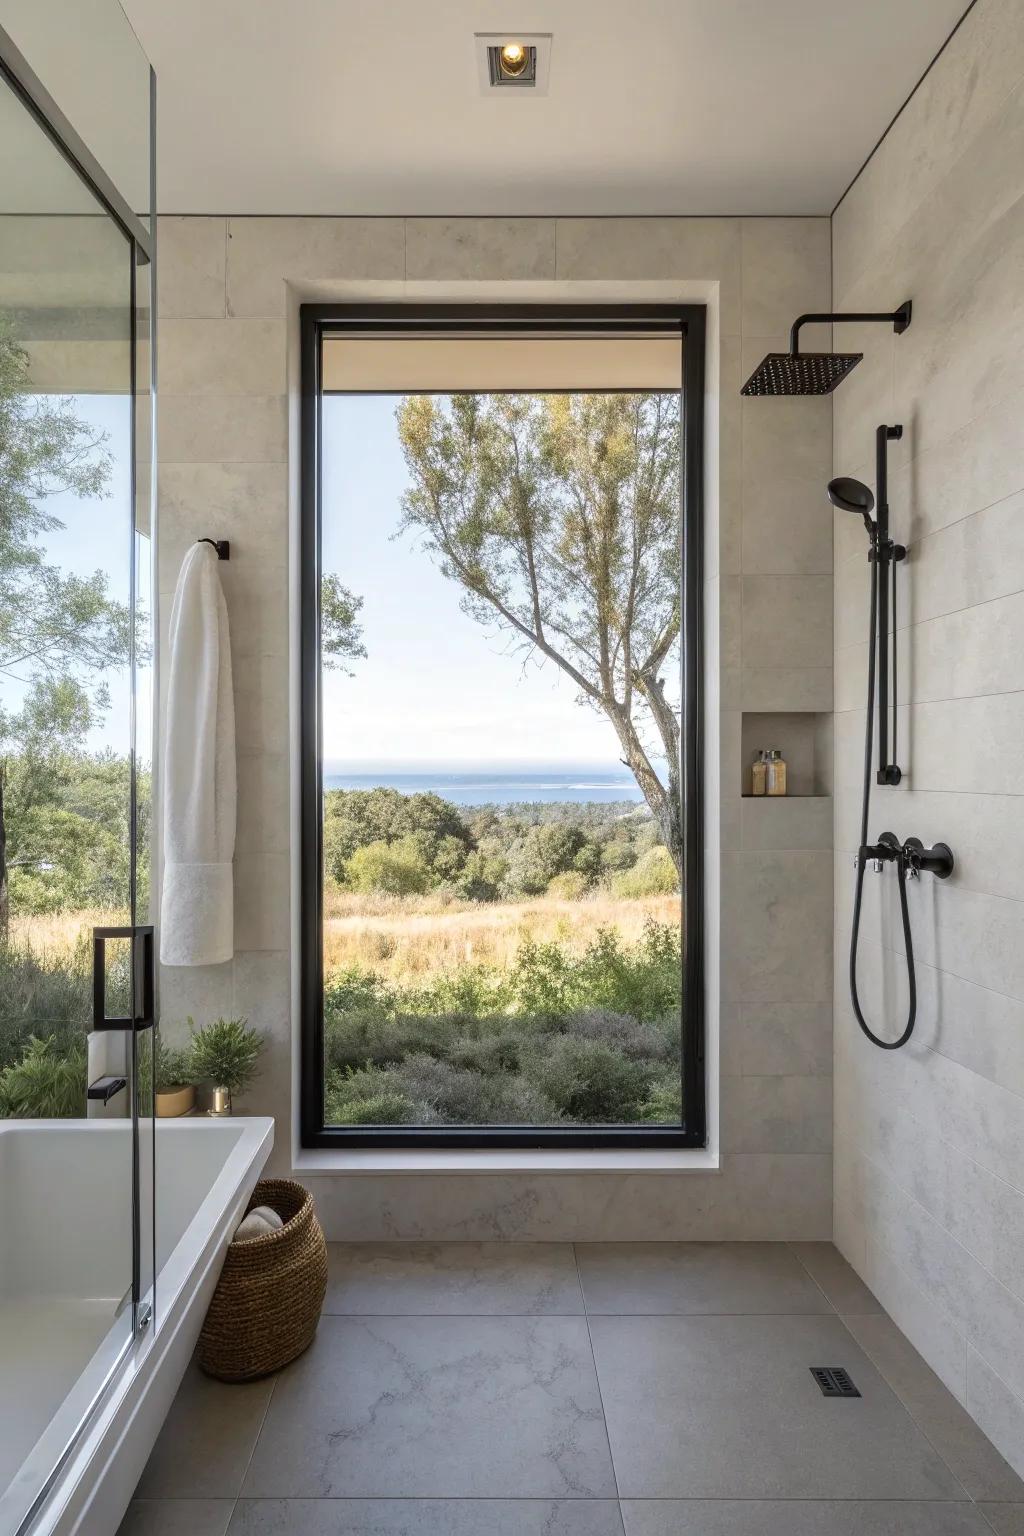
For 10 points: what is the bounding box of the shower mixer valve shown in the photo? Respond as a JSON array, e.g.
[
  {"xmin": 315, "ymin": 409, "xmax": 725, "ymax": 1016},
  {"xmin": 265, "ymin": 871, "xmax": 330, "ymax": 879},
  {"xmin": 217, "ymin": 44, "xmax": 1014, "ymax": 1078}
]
[{"xmin": 857, "ymin": 833, "xmax": 955, "ymax": 881}]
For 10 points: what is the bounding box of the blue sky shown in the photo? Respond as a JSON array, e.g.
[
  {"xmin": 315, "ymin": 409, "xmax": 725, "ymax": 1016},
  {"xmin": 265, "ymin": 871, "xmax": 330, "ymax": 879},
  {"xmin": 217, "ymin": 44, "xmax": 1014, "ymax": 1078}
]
[
  {"xmin": 16, "ymin": 390, "xmax": 671, "ymax": 778},
  {"xmin": 321, "ymin": 394, "xmax": 631, "ymax": 769}
]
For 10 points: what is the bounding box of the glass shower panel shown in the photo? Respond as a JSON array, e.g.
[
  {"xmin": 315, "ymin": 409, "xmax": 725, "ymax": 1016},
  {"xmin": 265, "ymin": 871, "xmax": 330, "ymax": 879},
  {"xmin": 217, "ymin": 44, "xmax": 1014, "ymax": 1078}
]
[
  {"xmin": 0, "ymin": 65, "xmax": 140, "ymax": 1534},
  {"xmin": 0, "ymin": 0, "xmax": 152, "ymax": 227},
  {"xmin": 133, "ymin": 242, "xmax": 157, "ymax": 1324}
]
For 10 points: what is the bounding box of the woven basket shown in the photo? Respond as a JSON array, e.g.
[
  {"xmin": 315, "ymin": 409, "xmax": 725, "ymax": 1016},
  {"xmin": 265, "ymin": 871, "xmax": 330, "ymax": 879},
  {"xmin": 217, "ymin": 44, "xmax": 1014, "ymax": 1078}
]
[{"xmin": 197, "ymin": 1178, "xmax": 328, "ymax": 1382}]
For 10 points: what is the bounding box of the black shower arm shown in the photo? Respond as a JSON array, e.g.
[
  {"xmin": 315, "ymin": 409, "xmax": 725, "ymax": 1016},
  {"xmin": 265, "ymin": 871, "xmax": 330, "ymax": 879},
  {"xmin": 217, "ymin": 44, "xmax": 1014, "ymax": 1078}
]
[{"xmin": 789, "ymin": 301, "xmax": 912, "ymax": 355}]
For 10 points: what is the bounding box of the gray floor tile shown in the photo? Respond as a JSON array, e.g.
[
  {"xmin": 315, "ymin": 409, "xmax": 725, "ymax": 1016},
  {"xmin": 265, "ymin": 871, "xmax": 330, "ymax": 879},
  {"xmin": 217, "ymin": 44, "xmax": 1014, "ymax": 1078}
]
[
  {"xmin": 845, "ymin": 1312, "xmax": 1024, "ymax": 1502},
  {"xmin": 118, "ymin": 1501, "xmax": 234, "ymax": 1536},
  {"xmin": 788, "ymin": 1242, "xmax": 883, "ymax": 1314},
  {"xmin": 620, "ymin": 1502, "xmax": 993, "ymax": 1534},
  {"xmin": 577, "ymin": 1242, "xmax": 832, "ymax": 1314},
  {"xmin": 229, "ymin": 1500, "xmax": 624, "ymax": 1534},
  {"xmin": 590, "ymin": 1314, "xmax": 965, "ymax": 1499},
  {"xmin": 241, "ymin": 1315, "xmax": 616, "ymax": 1498},
  {"xmin": 978, "ymin": 1505, "xmax": 1024, "ymax": 1534},
  {"xmin": 325, "ymin": 1242, "xmax": 584, "ymax": 1315},
  {"xmin": 135, "ymin": 1362, "xmax": 275, "ymax": 1498}
]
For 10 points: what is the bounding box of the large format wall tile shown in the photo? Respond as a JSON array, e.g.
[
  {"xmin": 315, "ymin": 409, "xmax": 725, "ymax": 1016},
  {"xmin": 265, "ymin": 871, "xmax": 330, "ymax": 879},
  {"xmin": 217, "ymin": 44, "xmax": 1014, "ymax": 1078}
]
[
  {"xmin": 406, "ymin": 217, "xmax": 555, "ymax": 280},
  {"xmin": 739, "ymin": 218, "xmax": 830, "ymax": 338},
  {"xmin": 833, "ymin": 0, "xmax": 1024, "ymax": 1476},
  {"xmin": 157, "ymin": 216, "xmax": 226, "ymax": 318},
  {"xmin": 155, "ymin": 209, "xmax": 832, "ymax": 1215},
  {"xmin": 160, "ymin": 317, "xmax": 286, "ymax": 395},
  {"xmin": 158, "ymin": 394, "xmax": 288, "ymax": 464},
  {"xmin": 226, "ymin": 217, "xmax": 404, "ymax": 315}
]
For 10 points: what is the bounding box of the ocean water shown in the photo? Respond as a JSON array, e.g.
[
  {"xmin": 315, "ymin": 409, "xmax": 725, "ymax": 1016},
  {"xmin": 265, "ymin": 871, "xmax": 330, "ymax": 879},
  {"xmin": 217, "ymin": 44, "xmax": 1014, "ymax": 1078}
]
[{"xmin": 323, "ymin": 765, "xmax": 648, "ymax": 807}]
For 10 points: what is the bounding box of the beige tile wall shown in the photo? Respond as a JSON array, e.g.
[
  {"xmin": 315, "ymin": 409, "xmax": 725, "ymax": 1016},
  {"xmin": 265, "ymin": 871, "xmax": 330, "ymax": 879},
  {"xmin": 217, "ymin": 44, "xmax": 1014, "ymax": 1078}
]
[
  {"xmin": 832, "ymin": 0, "xmax": 1024, "ymax": 1475},
  {"xmin": 156, "ymin": 212, "xmax": 833, "ymax": 1237}
]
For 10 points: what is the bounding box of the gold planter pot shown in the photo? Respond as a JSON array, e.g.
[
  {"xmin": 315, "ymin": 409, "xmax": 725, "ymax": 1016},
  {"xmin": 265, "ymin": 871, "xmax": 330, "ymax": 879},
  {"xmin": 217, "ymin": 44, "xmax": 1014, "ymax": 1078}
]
[
  {"xmin": 155, "ymin": 1083, "xmax": 196, "ymax": 1118},
  {"xmin": 209, "ymin": 1085, "xmax": 233, "ymax": 1117}
]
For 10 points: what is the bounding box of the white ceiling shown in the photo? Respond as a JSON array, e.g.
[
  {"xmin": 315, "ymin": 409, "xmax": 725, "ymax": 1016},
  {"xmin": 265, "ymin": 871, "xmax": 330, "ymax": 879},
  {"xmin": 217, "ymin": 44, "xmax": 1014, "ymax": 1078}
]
[{"xmin": 122, "ymin": 0, "xmax": 968, "ymax": 217}]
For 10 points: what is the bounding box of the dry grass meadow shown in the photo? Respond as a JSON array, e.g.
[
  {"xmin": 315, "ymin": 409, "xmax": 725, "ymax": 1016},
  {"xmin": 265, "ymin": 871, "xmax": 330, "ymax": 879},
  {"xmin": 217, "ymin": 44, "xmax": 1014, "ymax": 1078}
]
[{"xmin": 322, "ymin": 888, "xmax": 679, "ymax": 983}]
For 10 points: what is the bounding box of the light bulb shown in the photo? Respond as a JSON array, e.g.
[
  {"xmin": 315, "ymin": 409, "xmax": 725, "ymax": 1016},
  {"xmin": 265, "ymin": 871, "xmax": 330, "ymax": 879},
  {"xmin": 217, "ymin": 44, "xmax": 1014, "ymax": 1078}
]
[{"xmin": 499, "ymin": 41, "xmax": 528, "ymax": 77}]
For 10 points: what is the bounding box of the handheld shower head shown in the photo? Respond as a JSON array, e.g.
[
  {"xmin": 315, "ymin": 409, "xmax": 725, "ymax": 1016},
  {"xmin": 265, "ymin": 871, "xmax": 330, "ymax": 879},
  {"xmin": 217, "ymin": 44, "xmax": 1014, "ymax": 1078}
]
[{"xmin": 828, "ymin": 476, "xmax": 876, "ymax": 533}]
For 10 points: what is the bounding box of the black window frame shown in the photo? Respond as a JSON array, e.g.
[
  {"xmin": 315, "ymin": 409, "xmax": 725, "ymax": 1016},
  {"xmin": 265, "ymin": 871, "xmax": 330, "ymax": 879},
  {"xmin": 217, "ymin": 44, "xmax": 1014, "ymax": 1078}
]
[{"xmin": 300, "ymin": 302, "xmax": 706, "ymax": 1149}]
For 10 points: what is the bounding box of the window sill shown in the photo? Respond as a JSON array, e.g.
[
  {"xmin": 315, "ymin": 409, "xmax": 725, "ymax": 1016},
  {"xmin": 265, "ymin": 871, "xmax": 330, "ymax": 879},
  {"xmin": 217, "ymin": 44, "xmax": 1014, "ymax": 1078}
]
[{"xmin": 293, "ymin": 1147, "xmax": 720, "ymax": 1175}]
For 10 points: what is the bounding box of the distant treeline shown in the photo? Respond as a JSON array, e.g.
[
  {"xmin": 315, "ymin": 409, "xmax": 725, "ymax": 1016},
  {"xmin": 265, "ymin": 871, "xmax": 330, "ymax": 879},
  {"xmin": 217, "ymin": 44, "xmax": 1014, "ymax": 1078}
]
[{"xmin": 323, "ymin": 786, "xmax": 678, "ymax": 902}]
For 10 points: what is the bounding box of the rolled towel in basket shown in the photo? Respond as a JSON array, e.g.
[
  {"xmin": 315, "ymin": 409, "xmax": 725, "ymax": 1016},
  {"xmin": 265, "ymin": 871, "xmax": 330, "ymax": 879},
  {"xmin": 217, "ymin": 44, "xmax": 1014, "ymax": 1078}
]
[{"xmin": 234, "ymin": 1204, "xmax": 285, "ymax": 1243}]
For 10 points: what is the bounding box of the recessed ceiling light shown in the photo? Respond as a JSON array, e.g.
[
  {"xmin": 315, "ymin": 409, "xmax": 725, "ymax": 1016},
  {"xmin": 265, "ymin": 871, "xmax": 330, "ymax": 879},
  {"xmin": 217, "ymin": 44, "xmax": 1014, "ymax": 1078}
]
[
  {"xmin": 475, "ymin": 33, "xmax": 552, "ymax": 96},
  {"xmin": 493, "ymin": 41, "xmax": 533, "ymax": 83}
]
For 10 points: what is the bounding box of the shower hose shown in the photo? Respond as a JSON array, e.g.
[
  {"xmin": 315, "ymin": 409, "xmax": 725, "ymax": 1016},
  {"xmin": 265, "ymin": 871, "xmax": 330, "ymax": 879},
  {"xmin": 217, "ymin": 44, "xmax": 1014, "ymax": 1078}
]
[{"xmin": 849, "ymin": 546, "xmax": 917, "ymax": 1049}]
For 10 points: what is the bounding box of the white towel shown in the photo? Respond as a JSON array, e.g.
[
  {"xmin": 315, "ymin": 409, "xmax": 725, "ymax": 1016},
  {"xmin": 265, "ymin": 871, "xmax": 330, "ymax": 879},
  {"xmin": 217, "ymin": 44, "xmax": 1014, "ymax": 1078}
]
[{"xmin": 160, "ymin": 542, "xmax": 236, "ymax": 966}]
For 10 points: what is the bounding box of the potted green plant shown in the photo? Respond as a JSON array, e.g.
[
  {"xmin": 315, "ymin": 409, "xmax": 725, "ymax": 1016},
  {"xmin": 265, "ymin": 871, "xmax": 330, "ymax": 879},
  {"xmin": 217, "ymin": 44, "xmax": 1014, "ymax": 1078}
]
[
  {"xmin": 154, "ymin": 1040, "xmax": 196, "ymax": 1118},
  {"xmin": 188, "ymin": 1016, "xmax": 264, "ymax": 1116}
]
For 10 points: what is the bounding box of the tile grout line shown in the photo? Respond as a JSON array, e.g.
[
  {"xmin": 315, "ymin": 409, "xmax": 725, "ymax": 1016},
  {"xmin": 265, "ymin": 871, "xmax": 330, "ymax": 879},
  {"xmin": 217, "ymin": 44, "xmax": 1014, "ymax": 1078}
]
[
  {"xmin": 573, "ymin": 1242, "xmax": 627, "ymax": 1535},
  {"xmin": 784, "ymin": 1242, "xmax": 840, "ymax": 1315},
  {"xmin": 226, "ymin": 1374, "xmax": 278, "ymax": 1530},
  {"xmin": 832, "ymin": 1308, "xmax": 978, "ymax": 1508}
]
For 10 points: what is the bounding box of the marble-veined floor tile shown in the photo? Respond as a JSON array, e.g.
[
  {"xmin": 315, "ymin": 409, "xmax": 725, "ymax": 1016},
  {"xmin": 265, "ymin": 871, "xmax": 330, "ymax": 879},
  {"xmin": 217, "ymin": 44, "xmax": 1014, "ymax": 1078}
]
[
  {"xmin": 591, "ymin": 1314, "xmax": 964, "ymax": 1499},
  {"xmin": 620, "ymin": 1500, "xmax": 991, "ymax": 1534},
  {"xmin": 242, "ymin": 1315, "xmax": 615, "ymax": 1499},
  {"xmin": 576, "ymin": 1242, "xmax": 831, "ymax": 1314},
  {"xmin": 228, "ymin": 1498, "xmax": 624, "ymax": 1534},
  {"xmin": 325, "ymin": 1242, "xmax": 583, "ymax": 1315}
]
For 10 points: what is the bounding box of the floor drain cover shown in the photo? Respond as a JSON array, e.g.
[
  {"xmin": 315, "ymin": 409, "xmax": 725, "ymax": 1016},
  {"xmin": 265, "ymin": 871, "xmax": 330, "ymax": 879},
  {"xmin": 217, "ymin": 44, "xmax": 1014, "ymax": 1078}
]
[{"xmin": 811, "ymin": 1366, "xmax": 861, "ymax": 1398}]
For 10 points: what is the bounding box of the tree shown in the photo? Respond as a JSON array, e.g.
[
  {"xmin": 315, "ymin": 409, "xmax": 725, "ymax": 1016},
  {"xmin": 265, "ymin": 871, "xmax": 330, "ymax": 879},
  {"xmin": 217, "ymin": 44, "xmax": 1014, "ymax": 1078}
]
[
  {"xmin": 0, "ymin": 318, "xmax": 130, "ymax": 936},
  {"xmin": 397, "ymin": 392, "xmax": 684, "ymax": 876},
  {"xmin": 321, "ymin": 574, "xmax": 367, "ymax": 673}
]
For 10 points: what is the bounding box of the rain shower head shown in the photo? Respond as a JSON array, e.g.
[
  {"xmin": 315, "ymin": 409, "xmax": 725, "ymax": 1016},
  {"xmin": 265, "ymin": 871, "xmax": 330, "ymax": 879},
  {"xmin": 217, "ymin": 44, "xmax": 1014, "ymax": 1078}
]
[
  {"xmin": 742, "ymin": 351, "xmax": 862, "ymax": 397},
  {"xmin": 740, "ymin": 301, "xmax": 912, "ymax": 398},
  {"xmin": 828, "ymin": 475, "xmax": 875, "ymax": 533}
]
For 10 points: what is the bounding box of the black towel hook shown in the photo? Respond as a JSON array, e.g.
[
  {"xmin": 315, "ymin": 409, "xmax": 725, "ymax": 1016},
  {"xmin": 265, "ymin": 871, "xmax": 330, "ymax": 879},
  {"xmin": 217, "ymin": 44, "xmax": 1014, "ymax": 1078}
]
[{"xmin": 197, "ymin": 538, "xmax": 230, "ymax": 560}]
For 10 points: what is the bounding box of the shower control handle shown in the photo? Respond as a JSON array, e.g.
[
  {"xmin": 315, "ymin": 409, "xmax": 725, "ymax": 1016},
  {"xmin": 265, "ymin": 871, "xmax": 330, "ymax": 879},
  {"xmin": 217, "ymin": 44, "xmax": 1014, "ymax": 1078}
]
[
  {"xmin": 903, "ymin": 837, "xmax": 955, "ymax": 880},
  {"xmin": 858, "ymin": 834, "xmax": 955, "ymax": 881}
]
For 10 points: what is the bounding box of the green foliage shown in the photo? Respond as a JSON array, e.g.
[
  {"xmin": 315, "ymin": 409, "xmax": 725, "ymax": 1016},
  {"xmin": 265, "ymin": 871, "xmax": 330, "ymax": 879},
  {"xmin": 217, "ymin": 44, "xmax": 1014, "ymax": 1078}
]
[
  {"xmin": 0, "ymin": 316, "xmax": 141, "ymax": 935},
  {"xmin": 0, "ymin": 1033, "xmax": 86, "ymax": 1118},
  {"xmin": 611, "ymin": 845, "xmax": 679, "ymax": 899},
  {"xmin": 155, "ymin": 1040, "xmax": 193, "ymax": 1092},
  {"xmin": 188, "ymin": 1016, "xmax": 264, "ymax": 1095},
  {"xmin": 320, "ymin": 574, "xmax": 367, "ymax": 675},
  {"xmin": 322, "ymin": 786, "xmax": 666, "ymax": 903},
  {"xmin": 0, "ymin": 937, "xmax": 92, "ymax": 1069},
  {"xmin": 345, "ymin": 837, "xmax": 431, "ymax": 896},
  {"xmin": 546, "ymin": 870, "xmax": 591, "ymax": 901},
  {"xmin": 324, "ymin": 787, "xmax": 472, "ymax": 888},
  {"xmin": 396, "ymin": 389, "xmax": 684, "ymax": 874},
  {"xmin": 323, "ymin": 922, "xmax": 682, "ymax": 1128},
  {"xmin": 525, "ymin": 1035, "xmax": 650, "ymax": 1123}
]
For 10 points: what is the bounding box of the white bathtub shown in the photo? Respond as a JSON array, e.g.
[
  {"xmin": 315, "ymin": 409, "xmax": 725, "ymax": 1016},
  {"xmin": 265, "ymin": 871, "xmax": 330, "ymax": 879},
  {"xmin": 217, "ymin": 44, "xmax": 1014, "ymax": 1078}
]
[{"xmin": 0, "ymin": 1116, "xmax": 273, "ymax": 1536}]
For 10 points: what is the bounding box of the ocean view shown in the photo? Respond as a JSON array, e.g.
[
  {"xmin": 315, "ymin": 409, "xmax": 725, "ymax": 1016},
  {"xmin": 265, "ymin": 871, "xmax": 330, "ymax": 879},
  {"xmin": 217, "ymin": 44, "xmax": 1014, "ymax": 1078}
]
[{"xmin": 322, "ymin": 764, "xmax": 649, "ymax": 807}]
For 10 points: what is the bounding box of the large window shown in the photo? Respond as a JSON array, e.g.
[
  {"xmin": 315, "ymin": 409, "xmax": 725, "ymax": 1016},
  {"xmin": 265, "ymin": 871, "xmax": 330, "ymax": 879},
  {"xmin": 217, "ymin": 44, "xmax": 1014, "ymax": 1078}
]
[{"xmin": 300, "ymin": 307, "xmax": 704, "ymax": 1148}]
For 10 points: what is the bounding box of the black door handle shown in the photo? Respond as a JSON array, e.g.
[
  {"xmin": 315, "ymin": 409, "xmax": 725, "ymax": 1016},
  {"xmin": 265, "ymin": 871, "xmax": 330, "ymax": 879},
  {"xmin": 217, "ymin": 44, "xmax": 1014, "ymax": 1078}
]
[{"xmin": 92, "ymin": 925, "xmax": 155, "ymax": 1031}]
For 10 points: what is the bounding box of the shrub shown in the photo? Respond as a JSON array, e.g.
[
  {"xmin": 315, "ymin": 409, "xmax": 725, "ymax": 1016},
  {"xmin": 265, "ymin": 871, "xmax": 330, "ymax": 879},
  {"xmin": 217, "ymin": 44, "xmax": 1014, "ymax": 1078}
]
[
  {"xmin": 562, "ymin": 1007, "xmax": 678, "ymax": 1063},
  {"xmin": 546, "ymin": 871, "xmax": 590, "ymax": 901},
  {"xmin": 393, "ymin": 1053, "xmax": 561, "ymax": 1125},
  {"xmin": 525, "ymin": 1035, "xmax": 650, "ymax": 1123},
  {"xmin": 0, "ymin": 1034, "xmax": 87, "ymax": 1118},
  {"xmin": 611, "ymin": 845, "xmax": 679, "ymax": 898},
  {"xmin": 345, "ymin": 838, "xmax": 430, "ymax": 896},
  {"xmin": 325, "ymin": 1066, "xmax": 414, "ymax": 1125},
  {"xmin": 156, "ymin": 1040, "xmax": 193, "ymax": 1090},
  {"xmin": 637, "ymin": 1073, "xmax": 683, "ymax": 1123},
  {"xmin": 447, "ymin": 1029, "xmax": 524, "ymax": 1075}
]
